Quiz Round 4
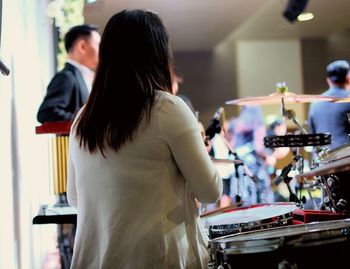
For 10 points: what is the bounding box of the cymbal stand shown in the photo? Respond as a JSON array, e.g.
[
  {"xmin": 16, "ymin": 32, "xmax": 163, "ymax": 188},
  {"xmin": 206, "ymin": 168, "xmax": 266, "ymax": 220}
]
[
  {"xmin": 281, "ymin": 97, "xmax": 308, "ymax": 135},
  {"xmin": 280, "ymin": 97, "xmax": 318, "ymax": 209}
]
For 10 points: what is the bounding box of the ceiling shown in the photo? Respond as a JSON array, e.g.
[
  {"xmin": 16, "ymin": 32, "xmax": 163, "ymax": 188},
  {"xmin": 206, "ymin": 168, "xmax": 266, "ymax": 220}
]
[{"xmin": 84, "ymin": 0, "xmax": 350, "ymax": 51}]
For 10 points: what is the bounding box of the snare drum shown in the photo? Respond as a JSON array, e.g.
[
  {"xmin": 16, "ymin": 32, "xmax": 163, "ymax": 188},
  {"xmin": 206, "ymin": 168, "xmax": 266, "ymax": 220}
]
[
  {"xmin": 202, "ymin": 203, "xmax": 297, "ymax": 239},
  {"xmin": 209, "ymin": 218, "xmax": 350, "ymax": 269}
]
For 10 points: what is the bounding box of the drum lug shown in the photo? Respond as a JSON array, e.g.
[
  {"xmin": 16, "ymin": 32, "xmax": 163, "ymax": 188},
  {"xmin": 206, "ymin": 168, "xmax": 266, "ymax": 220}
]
[
  {"xmin": 217, "ymin": 263, "xmax": 232, "ymax": 269},
  {"xmin": 278, "ymin": 259, "xmax": 297, "ymax": 269},
  {"xmin": 207, "ymin": 261, "xmax": 216, "ymax": 269}
]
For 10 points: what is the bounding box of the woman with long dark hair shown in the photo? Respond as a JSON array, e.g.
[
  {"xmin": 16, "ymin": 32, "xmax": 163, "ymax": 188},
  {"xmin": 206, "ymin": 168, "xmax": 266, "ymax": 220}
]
[{"xmin": 67, "ymin": 9, "xmax": 222, "ymax": 269}]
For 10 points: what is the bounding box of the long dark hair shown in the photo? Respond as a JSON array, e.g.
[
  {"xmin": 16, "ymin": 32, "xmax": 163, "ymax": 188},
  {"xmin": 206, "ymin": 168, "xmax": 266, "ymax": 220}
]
[{"xmin": 75, "ymin": 9, "xmax": 174, "ymax": 154}]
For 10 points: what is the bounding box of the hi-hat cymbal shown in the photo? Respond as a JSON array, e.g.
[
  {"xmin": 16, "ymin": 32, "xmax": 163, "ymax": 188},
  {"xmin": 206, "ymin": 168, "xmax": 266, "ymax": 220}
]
[
  {"xmin": 226, "ymin": 92, "xmax": 338, "ymax": 106},
  {"xmin": 334, "ymin": 97, "xmax": 350, "ymax": 103}
]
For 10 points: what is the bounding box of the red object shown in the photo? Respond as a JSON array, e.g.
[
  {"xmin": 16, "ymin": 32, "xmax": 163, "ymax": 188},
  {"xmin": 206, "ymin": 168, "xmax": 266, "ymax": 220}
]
[
  {"xmin": 292, "ymin": 209, "xmax": 350, "ymax": 224},
  {"xmin": 35, "ymin": 121, "xmax": 72, "ymax": 135}
]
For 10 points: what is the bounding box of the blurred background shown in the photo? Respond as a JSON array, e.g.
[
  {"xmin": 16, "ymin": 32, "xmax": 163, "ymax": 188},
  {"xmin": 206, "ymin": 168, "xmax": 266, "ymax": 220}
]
[{"xmin": 1, "ymin": 0, "xmax": 350, "ymax": 268}]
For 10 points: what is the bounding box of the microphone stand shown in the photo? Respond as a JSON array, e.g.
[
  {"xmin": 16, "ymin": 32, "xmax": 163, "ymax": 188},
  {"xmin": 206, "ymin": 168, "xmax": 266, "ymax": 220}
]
[
  {"xmin": 220, "ymin": 133, "xmax": 257, "ymax": 183},
  {"xmin": 219, "ymin": 133, "xmax": 258, "ymax": 203}
]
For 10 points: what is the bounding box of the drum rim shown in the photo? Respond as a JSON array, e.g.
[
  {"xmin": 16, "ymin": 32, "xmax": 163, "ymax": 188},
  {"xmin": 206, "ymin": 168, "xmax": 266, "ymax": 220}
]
[
  {"xmin": 205, "ymin": 203, "xmax": 297, "ymax": 227},
  {"xmin": 210, "ymin": 218, "xmax": 350, "ymax": 243},
  {"xmin": 319, "ymin": 142, "xmax": 350, "ymax": 162},
  {"xmin": 205, "ymin": 203, "xmax": 297, "ymax": 239}
]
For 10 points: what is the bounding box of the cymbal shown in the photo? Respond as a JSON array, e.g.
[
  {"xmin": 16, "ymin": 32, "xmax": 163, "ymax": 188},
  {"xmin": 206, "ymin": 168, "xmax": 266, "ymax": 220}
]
[
  {"xmin": 211, "ymin": 157, "xmax": 243, "ymax": 165},
  {"xmin": 226, "ymin": 92, "xmax": 338, "ymax": 106},
  {"xmin": 297, "ymin": 156, "xmax": 350, "ymax": 179},
  {"xmin": 334, "ymin": 97, "xmax": 350, "ymax": 103}
]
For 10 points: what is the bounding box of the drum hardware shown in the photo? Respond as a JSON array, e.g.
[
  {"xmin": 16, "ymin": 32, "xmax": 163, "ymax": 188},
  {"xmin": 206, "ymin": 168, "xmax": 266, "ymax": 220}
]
[
  {"xmin": 280, "ymin": 95, "xmax": 307, "ymax": 134},
  {"xmin": 321, "ymin": 173, "xmax": 349, "ymax": 213},
  {"xmin": 225, "ymin": 83, "xmax": 332, "ymax": 207},
  {"xmin": 298, "ymin": 157, "xmax": 350, "ymax": 213},
  {"xmin": 264, "ymin": 133, "xmax": 332, "ymax": 148},
  {"xmin": 317, "ymin": 143, "xmax": 350, "ymax": 164},
  {"xmin": 282, "ymin": 94, "xmax": 323, "ymax": 210},
  {"xmin": 229, "ymin": 82, "xmax": 333, "ymax": 192},
  {"xmin": 208, "ymin": 219, "xmax": 350, "ymax": 269},
  {"xmin": 271, "ymin": 154, "xmax": 313, "ymax": 207},
  {"xmin": 297, "ymin": 156, "xmax": 350, "ymax": 178},
  {"xmin": 202, "ymin": 203, "xmax": 298, "ymax": 239},
  {"xmin": 225, "ymin": 82, "xmax": 339, "ymax": 106},
  {"xmin": 292, "ymin": 208, "xmax": 350, "ymax": 224},
  {"xmin": 271, "ymin": 155, "xmax": 305, "ymax": 206}
]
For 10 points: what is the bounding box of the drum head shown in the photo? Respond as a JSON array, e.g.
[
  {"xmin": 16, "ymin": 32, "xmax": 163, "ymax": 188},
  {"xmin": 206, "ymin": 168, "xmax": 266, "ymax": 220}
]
[{"xmin": 204, "ymin": 203, "xmax": 297, "ymax": 238}]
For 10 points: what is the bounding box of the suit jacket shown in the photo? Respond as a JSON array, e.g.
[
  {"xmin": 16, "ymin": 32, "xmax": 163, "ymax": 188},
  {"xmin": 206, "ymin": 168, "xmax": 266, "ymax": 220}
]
[
  {"xmin": 308, "ymin": 87, "xmax": 350, "ymax": 149},
  {"xmin": 37, "ymin": 63, "xmax": 89, "ymax": 123}
]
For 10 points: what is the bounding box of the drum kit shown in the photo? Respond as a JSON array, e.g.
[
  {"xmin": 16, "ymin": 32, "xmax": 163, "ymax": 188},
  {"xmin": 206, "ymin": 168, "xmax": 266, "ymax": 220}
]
[{"xmin": 203, "ymin": 83, "xmax": 350, "ymax": 269}]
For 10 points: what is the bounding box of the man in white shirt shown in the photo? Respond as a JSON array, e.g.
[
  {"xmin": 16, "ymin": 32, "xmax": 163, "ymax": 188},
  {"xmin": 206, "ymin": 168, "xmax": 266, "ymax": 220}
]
[{"xmin": 37, "ymin": 24, "xmax": 100, "ymax": 123}]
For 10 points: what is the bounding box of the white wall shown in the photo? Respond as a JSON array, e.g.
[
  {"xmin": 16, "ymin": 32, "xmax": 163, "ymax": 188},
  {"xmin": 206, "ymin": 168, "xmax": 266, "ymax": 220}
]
[
  {"xmin": 0, "ymin": 0, "xmax": 56, "ymax": 268},
  {"xmin": 235, "ymin": 39, "xmax": 306, "ymax": 124}
]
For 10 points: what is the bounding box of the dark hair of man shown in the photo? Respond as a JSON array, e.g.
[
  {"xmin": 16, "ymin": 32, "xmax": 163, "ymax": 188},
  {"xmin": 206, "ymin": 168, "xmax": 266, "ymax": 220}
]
[
  {"xmin": 64, "ymin": 24, "xmax": 98, "ymax": 52},
  {"xmin": 75, "ymin": 9, "xmax": 174, "ymax": 154},
  {"xmin": 326, "ymin": 60, "xmax": 349, "ymax": 85}
]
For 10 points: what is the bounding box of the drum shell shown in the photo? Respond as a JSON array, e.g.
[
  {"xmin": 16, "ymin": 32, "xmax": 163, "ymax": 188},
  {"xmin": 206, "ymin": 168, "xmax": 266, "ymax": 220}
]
[{"xmin": 210, "ymin": 219, "xmax": 350, "ymax": 268}]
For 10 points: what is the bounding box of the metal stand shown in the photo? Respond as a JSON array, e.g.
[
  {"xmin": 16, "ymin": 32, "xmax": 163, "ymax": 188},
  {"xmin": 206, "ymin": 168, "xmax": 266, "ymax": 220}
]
[
  {"xmin": 280, "ymin": 97, "xmax": 317, "ymax": 209},
  {"xmin": 219, "ymin": 133, "xmax": 258, "ymax": 203},
  {"xmin": 56, "ymin": 193, "xmax": 75, "ymax": 269}
]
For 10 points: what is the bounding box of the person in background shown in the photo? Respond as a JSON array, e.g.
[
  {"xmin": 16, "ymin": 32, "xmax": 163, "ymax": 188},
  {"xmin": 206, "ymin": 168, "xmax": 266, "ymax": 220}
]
[
  {"xmin": 230, "ymin": 106, "xmax": 274, "ymax": 205},
  {"xmin": 210, "ymin": 123, "xmax": 236, "ymax": 208},
  {"xmin": 37, "ymin": 24, "xmax": 100, "ymax": 123},
  {"xmin": 308, "ymin": 60, "xmax": 350, "ymax": 149},
  {"xmin": 67, "ymin": 9, "xmax": 222, "ymax": 269},
  {"xmin": 308, "ymin": 60, "xmax": 350, "ymax": 212}
]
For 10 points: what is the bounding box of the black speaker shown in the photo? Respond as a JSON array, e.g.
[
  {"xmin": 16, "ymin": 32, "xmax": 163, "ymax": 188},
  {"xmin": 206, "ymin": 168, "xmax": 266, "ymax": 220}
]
[{"xmin": 283, "ymin": 0, "xmax": 309, "ymax": 23}]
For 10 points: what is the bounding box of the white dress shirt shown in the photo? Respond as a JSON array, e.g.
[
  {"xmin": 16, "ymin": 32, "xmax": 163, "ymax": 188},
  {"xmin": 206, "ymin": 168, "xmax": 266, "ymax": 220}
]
[{"xmin": 67, "ymin": 58, "xmax": 95, "ymax": 93}]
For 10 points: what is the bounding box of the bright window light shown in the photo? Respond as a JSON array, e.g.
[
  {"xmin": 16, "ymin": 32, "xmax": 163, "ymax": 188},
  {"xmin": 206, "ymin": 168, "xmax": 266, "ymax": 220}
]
[{"xmin": 297, "ymin": 12, "xmax": 314, "ymax": 22}]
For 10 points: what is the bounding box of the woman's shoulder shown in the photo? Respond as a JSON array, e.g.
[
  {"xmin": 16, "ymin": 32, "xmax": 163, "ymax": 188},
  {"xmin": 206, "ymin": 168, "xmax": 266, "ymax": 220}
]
[
  {"xmin": 155, "ymin": 91, "xmax": 193, "ymax": 116},
  {"xmin": 156, "ymin": 90, "xmax": 182, "ymax": 104}
]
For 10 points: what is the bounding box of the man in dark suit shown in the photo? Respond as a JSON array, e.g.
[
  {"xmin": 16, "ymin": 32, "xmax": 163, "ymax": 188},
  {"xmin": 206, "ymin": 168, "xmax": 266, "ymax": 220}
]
[
  {"xmin": 308, "ymin": 60, "xmax": 350, "ymax": 149},
  {"xmin": 37, "ymin": 24, "xmax": 100, "ymax": 123}
]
